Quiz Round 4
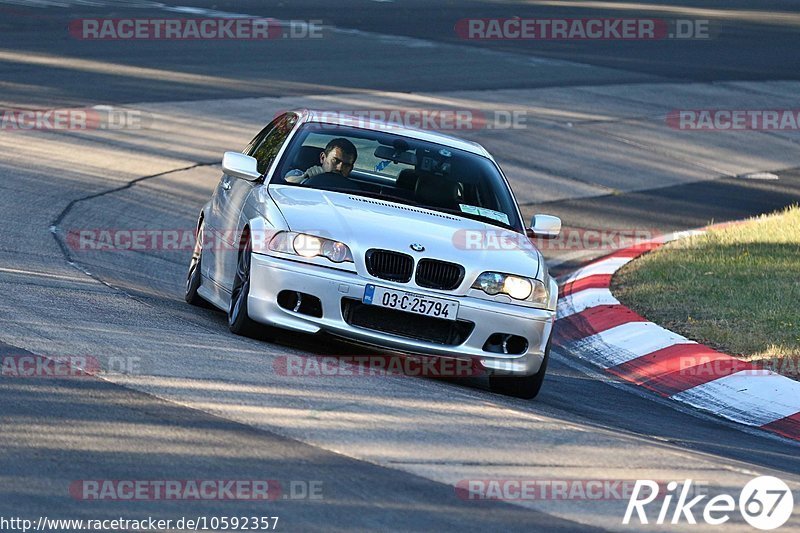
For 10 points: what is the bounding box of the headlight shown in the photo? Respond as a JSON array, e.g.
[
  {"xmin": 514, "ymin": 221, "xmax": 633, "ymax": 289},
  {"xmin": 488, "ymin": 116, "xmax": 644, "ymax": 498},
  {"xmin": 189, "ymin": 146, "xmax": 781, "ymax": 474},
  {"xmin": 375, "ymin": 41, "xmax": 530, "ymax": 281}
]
[
  {"xmin": 473, "ymin": 272, "xmax": 505, "ymax": 295},
  {"xmin": 269, "ymin": 232, "xmax": 353, "ymax": 263},
  {"xmin": 472, "ymin": 272, "xmax": 548, "ymax": 304},
  {"xmin": 293, "ymin": 234, "xmax": 322, "ymax": 258},
  {"xmin": 503, "ymin": 275, "xmax": 533, "ymax": 300}
]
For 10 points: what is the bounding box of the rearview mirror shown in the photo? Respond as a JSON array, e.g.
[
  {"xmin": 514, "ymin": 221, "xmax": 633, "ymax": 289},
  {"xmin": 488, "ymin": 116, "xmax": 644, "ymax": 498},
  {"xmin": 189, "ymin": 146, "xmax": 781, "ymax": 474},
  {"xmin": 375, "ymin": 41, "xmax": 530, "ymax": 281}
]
[
  {"xmin": 222, "ymin": 152, "xmax": 261, "ymax": 181},
  {"xmin": 528, "ymin": 214, "xmax": 561, "ymax": 239},
  {"xmin": 374, "ymin": 145, "xmax": 416, "ymax": 166}
]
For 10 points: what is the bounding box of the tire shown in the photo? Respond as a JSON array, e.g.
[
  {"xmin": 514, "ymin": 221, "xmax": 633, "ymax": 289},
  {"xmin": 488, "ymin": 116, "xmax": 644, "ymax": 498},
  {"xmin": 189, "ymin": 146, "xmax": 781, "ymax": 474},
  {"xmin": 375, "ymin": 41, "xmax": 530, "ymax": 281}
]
[
  {"xmin": 489, "ymin": 336, "xmax": 551, "ymax": 399},
  {"xmin": 228, "ymin": 233, "xmax": 261, "ymax": 337},
  {"xmin": 185, "ymin": 218, "xmax": 207, "ymax": 306}
]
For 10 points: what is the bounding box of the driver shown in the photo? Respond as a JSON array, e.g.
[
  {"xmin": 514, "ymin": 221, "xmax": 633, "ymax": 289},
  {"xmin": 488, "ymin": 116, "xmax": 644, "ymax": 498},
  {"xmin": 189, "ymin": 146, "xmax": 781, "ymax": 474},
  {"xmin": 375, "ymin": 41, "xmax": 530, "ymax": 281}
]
[{"xmin": 285, "ymin": 138, "xmax": 357, "ymax": 184}]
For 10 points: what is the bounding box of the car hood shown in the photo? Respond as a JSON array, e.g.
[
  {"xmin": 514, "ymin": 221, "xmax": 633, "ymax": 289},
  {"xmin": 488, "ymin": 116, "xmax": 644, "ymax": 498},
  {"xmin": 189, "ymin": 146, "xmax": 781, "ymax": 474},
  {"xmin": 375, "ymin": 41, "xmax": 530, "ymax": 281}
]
[{"xmin": 268, "ymin": 185, "xmax": 541, "ymax": 286}]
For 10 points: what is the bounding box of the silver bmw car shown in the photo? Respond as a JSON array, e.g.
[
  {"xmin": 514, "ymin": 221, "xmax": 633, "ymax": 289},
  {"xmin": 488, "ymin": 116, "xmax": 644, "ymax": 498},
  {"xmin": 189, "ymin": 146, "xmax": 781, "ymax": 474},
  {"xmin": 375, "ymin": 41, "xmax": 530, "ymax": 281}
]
[{"xmin": 186, "ymin": 109, "xmax": 561, "ymax": 398}]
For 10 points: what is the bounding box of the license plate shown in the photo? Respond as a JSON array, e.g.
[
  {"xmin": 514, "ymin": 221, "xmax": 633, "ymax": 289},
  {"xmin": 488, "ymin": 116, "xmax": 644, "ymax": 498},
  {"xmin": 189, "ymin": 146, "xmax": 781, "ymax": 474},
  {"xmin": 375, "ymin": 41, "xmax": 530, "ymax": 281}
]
[{"xmin": 363, "ymin": 284, "xmax": 458, "ymax": 321}]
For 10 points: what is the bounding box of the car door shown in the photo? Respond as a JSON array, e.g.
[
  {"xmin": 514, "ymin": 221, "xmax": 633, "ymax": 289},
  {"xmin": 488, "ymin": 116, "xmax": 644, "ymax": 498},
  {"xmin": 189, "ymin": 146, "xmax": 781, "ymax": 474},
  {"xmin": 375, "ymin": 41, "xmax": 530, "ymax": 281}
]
[{"xmin": 211, "ymin": 113, "xmax": 298, "ymax": 292}]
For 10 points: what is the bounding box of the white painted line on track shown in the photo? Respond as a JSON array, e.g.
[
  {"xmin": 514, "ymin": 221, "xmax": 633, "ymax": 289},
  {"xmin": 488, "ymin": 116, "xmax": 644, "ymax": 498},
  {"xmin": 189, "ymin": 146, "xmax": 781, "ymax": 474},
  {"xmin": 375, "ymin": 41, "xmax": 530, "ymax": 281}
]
[
  {"xmin": 570, "ymin": 322, "xmax": 696, "ymax": 369},
  {"xmin": 557, "ymin": 288, "xmax": 619, "ymax": 318}
]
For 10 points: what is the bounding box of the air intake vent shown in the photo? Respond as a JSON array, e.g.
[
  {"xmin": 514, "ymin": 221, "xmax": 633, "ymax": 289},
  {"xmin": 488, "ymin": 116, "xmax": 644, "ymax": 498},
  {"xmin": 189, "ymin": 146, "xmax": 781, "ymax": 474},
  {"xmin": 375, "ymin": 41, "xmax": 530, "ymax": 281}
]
[
  {"xmin": 365, "ymin": 249, "xmax": 413, "ymax": 283},
  {"xmin": 415, "ymin": 259, "xmax": 465, "ymax": 290}
]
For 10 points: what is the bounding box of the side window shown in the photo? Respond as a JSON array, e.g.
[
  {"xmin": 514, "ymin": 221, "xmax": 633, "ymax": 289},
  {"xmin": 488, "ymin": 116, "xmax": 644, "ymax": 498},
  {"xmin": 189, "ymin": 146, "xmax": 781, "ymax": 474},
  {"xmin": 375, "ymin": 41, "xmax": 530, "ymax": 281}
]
[{"xmin": 246, "ymin": 113, "xmax": 297, "ymax": 175}]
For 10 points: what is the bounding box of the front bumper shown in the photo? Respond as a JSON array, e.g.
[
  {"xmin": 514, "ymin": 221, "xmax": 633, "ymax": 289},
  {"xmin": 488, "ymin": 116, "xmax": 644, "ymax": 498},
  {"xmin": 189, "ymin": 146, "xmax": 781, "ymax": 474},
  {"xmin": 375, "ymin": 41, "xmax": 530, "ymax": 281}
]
[{"xmin": 247, "ymin": 253, "xmax": 555, "ymax": 376}]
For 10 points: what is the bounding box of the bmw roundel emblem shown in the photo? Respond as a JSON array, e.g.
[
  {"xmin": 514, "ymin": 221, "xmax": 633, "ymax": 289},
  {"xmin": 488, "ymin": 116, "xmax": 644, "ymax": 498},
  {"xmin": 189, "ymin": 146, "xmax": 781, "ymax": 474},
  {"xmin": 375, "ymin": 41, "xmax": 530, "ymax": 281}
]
[{"xmin": 410, "ymin": 243, "xmax": 425, "ymax": 252}]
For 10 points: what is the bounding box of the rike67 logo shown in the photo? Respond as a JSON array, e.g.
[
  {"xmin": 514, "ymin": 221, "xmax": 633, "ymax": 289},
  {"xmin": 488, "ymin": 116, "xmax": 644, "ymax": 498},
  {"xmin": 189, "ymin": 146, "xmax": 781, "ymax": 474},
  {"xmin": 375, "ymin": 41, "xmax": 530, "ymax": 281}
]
[{"xmin": 624, "ymin": 476, "xmax": 794, "ymax": 530}]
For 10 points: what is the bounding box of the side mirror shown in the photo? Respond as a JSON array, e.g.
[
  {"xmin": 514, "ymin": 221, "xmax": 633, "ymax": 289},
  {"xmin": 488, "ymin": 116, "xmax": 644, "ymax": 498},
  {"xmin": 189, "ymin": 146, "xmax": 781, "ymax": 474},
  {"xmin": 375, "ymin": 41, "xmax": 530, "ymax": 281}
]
[
  {"xmin": 222, "ymin": 152, "xmax": 261, "ymax": 181},
  {"xmin": 527, "ymin": 214, "xmax": 561, "ymax": 239}
]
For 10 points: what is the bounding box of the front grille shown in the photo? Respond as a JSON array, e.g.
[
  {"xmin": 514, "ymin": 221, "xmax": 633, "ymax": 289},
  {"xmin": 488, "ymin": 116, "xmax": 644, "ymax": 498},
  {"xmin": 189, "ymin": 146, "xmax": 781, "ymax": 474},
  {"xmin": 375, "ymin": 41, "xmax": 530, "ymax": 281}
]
[
  {"xmin": 341, "ymin": 298, "xmax": 474, "ymax": 346},
  {"xmin": 365, "ymin": 249, "xmax": 413, "ymax": 283},
  {"xmin": 415, "ymin": 259, "xmax": 465, "ymax": 290}
]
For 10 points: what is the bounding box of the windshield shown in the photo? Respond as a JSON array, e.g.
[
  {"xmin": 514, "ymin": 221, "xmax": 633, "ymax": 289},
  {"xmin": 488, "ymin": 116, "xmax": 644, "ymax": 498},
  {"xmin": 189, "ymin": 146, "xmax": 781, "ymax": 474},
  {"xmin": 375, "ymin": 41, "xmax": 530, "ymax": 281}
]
[{"xmin": 271, "ymin": 123, "xmax": 522, "ymax": 231}]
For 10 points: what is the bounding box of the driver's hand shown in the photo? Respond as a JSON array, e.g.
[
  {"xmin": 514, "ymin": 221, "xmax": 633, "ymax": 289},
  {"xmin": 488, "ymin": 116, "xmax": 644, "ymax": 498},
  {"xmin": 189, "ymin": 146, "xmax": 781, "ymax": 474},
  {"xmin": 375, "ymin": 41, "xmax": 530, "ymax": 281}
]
[{"xmin": 303, "ymin": 165, "xmax": 325, "ymax": 179}]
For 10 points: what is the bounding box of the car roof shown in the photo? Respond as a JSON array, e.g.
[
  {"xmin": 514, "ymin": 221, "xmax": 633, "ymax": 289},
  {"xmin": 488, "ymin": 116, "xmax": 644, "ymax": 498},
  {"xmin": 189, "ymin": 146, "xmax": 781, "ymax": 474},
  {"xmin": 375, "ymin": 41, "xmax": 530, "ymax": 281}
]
[{"xmin": 292, "ymin": 109, "xmax": 494, "ymax": 160}]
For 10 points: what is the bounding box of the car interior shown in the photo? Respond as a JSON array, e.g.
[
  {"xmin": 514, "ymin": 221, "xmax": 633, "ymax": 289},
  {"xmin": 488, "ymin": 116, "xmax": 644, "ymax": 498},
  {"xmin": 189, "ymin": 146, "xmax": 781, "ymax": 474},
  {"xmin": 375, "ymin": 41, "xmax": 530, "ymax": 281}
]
[
  {"xmin": 274, "ymin": 128, "xmax": 519, "ymax": 230},
  {"xmin": 285, "ymin": 144, "xmax": 471, "ymax": 210}
]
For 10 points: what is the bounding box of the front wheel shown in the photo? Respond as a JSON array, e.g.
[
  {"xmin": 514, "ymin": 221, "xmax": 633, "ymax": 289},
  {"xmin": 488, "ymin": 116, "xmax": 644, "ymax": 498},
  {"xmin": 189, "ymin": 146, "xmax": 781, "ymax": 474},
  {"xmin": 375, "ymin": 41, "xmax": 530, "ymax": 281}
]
[
  {"xmin": 228, "ymin": 235, "xmax": 260, "ymax": 337},
  {"xmin": 185, "ymin": 219, "xmax": 206, "ymax": 306},
  {"xmin": 489, "ymin": 336, "xmax": 551, "ymax": 399}
]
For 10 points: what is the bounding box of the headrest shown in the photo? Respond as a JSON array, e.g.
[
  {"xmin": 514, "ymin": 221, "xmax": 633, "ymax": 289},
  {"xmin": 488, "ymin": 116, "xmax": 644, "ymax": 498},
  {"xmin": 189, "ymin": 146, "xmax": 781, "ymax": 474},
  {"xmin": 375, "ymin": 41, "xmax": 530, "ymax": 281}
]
[
  {"xmin": 396, "ymin": 169, "xmax": 418, "ymax": 190},
  {"xmin": 293, "ymin": 145, "xmax": 323, "ymax": 171},
  {"xmin": 415, "ymin": 173, "xmax": 462, "ymax": 209}
]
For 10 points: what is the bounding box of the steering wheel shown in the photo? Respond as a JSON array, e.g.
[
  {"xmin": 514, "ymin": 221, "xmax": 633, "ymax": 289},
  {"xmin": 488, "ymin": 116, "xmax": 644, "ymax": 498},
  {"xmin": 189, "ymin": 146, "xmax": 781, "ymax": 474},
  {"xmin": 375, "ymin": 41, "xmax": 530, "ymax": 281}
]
[{"xmin": 303, "ymin": 172, "xmax": 363, "ymax": 191}]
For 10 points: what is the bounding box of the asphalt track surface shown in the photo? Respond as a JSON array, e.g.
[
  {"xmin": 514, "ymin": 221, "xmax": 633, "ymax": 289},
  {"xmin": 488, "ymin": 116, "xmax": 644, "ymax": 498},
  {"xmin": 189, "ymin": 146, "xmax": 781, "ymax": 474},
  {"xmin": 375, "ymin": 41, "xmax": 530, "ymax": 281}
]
[{"xmin": 1, "ymin": 1, "xmax": 800, "ymax": 532}]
